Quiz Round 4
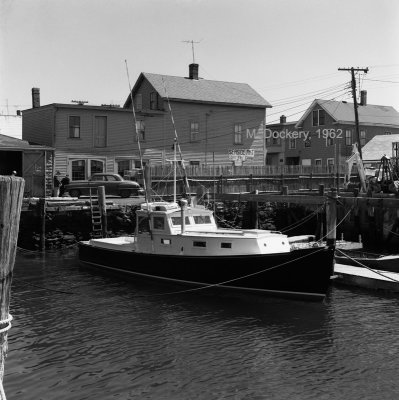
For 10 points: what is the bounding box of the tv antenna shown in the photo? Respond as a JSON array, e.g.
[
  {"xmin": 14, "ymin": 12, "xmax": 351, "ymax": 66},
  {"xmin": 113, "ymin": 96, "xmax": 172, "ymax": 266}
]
[{"xmin": 182, "ymin": 39, "xmax": 202, "ymax": 63}]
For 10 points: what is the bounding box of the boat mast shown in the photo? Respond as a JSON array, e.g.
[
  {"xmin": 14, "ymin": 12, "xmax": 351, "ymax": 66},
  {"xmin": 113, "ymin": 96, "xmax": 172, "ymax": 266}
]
[
  {"xmin": 173, "ymin": 138, "xmax": 177, "ymax": 203},
  {"xmin": 162, "ymin": 77, "xmax": 191, "ymax": 204},
  {"xmin": 125, "ymin": 60, "xmax": 154, "ymax": 245}
]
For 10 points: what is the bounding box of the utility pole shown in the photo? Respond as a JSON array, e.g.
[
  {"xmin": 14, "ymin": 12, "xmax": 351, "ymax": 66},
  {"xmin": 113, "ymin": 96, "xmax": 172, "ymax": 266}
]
[{"xmin": 338, "ymin": 67, "xmax": 369, "ymax": 159}]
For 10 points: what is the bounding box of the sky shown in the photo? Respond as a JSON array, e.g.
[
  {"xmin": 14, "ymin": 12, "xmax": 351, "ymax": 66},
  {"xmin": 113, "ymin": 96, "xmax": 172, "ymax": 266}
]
[{"xmin": 1, "ymin": 0, "xmax": 399, "ymax": 124}]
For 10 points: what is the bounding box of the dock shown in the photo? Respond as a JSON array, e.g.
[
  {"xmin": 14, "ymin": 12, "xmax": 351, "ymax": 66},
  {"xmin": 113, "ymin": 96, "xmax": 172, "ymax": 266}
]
[{"xmin": 334, "ymin": 263, "xmax": 399, "ymax": 292}]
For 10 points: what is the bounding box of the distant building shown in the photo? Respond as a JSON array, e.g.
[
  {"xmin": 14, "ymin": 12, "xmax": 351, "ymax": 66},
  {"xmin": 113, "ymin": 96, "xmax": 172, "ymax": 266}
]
[
  {"xmin": 22, "ymin": 66, "xmax": 272, "ymax": 180},
  {"xmin": 272, "ymin": 91, "xmax": 399, "ymax": 168}
]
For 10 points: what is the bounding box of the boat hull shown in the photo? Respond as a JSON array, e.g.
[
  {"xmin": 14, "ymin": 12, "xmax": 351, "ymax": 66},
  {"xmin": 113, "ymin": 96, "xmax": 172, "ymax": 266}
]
[{"xmin": 78, "ymin": 242, "xmax": 334, "ymax": 301}]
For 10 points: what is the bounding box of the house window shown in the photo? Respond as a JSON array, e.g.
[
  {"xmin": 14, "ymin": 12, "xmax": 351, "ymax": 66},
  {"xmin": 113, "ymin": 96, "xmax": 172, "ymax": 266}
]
[
  {"xmin": 190, "ymin": 161, "xmax": 200, "ymax": 166},
  {"xmin": 360, "ymin": 130, "xmax": 366, "ymax": 146},
  {"xmin": 345, "ymin": 129, "xmax": 352, "ymax": 146},
  {"xmin": 288, "ymin": 138, "xmax": 296, "ymax": 149},
  {"xmin": 234, "ymin": 124, "xmax": 242, "ymax": 145},
  {"xmin": 71, "ymin": 160, "xmax": 86, "ymax": 180},
  {"xmin": 117, "ymin": 160, "xmax": 131, "ymax": 177},
  {"xmin": 312, "ymin": 109, "xmax": 325, "ymax": 126},
  {"xmin": 150, "ymin": 92, "xmax": 158, "ymax": 110},
  {"xmin": 70, "ymin": 159, "xmax": 104, "ymax": 180},
  {"xmin": 136, "ymin": 120, "xmax": 145, "ymax": 141},
  {"xmin": 94, "ymin": 116, "xmax": 107, "ymax": 147},
  {"xmin": 190, "ymin": 122, "xmax": 199, "ymax": 142},
  {"xmin": 304, "ymin": 135, "xmax": 311, "ymax": 147},
  {"xmin": 69, "ymin": 116, "xmax": 81, "ymax": 138},
  {"xmin": 327, "ymin": 136, "xmax": 334, "ymax": 146},
  {"xmin": 315, "ymin": 159, "xmax": 322, "ymax": 167},
  {"xmin": 90, "ymin": 160, "xmax": 104, "ymax": 174},
  {"xmin": 136, "ymin": 94, "xmax": 142, "ymax": 111},
  {"xmin": 327, "ymin": 158, "xmax": 334, "ymax": 172}
]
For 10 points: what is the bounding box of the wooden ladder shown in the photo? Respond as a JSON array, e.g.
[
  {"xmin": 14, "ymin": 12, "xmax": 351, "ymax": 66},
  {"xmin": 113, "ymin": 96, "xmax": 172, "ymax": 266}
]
[{"xmin": 89, "ymin": 188, "xmax": 103, "ymax": 238}]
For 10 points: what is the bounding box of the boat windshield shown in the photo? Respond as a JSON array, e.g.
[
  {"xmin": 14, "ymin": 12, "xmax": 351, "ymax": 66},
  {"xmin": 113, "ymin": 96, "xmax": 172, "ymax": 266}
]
[
  {"xmin": 193, "ymin": 215, "xmax": 212, "ymax": 224},
  {"xmin": 171, "ymin": 216, "xmax": 191, "ymax": 226}
]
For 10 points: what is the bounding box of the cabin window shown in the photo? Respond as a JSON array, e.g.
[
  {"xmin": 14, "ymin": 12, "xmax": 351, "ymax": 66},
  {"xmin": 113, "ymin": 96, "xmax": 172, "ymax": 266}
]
[
  {"xmin": 312, "ymin": 109, "xmax": 325, "ymax": 126},
  {"xmin": 190, "ymin": 122, "xmax": 199, "ymax": 142},
  {"xmin": 221, "ymin": 243, "xmax": 232, "ymax": 249},
  {"xmin": 153, "ymin": 216, "xmax": 165, "ymax": 230},
  {"xmin": 138, "ymin": 216, "xmax": 150, "ymax": 233},
  {"xmin": 234, "ymin": 124, "xmax": 242, "ymax": 145},
  {"xmin": 161, "ymin": 238, "xmax": 171, "ymax": 245},
  {"xmin": 136, "ymin": 121, "xmax": 145, "ymax": 141},
  {"xmin": 69, "ymin": 116, "xmax": 81, "ymax": 138},
  {"xmin": 171, "ymin": 216, "xmax": 191, "ymax": 226},
  {"xmin": 193, "ymin": 215, "xmax": 211, "ymax": 224},
  {"xmin": 193, "ymin": 241, "xmax": 206, "ymax": 247}
]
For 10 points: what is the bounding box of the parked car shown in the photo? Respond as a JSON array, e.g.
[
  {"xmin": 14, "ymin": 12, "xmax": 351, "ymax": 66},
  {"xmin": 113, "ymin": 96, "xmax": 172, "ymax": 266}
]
[{"xmin": 65, "ymin": 173, "xmax": 144, "ymax": 198}]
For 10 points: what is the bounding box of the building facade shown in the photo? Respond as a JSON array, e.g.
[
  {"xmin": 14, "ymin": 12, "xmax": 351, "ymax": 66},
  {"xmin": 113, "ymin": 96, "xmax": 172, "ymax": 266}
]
[
  {"xmin": 266, "ymin": 92, "xmax": 399, "ymax": 168},
  {"xmin": 22, "ymin": 66, "xmax": 271, "ymax": 180}
]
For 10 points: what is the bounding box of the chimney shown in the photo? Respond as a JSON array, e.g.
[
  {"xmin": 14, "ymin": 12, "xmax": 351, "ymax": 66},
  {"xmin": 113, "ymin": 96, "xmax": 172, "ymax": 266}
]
[
  {"xmin": 360, "ymin": 90, "xmax": 367, "ymax": 106},
  {"xmin": 189, "ymin": 63, "xmax": 199, "ymax": 80},
  {"xmin": 32, "ymin": 87, "xmax": 40, "ymax": 108},
  {"xmin": 280, "ymin": 115, "xmax": 287, "ymax": 124}
]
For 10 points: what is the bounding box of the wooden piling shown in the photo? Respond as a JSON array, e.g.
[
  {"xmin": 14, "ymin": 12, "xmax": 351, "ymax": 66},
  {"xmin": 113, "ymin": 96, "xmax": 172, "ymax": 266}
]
[
  {"xmin": 38, "ymin": 198, "xmax": 46, "ymax": 252},
  {"xmin": 326, "ymin": 188, "xmax": 338, "ymax": 247},
  {"xmin": 0, "ymin": 176, "xmax": 25, "ymax": 399},
  {"xmin": 98, "ymin": 186, "xmax": 107, "ymax": 238}
]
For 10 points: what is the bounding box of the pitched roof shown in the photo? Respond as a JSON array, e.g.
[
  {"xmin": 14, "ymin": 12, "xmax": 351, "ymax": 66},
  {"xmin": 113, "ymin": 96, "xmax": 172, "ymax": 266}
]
[
  {"xmin": 124, "ymin": 72, "xmax": 271, "ymax": 108},
  {"xmin": 0, "ymin": 133, "xmax": 53, "ymax": 150},
  {"xmin": 295, "ymin": 99, "xmax": 399, "ymax": 128},
  {"xmin": 361, "ymin": 134, "xmax": 399, "ymax": 161}
]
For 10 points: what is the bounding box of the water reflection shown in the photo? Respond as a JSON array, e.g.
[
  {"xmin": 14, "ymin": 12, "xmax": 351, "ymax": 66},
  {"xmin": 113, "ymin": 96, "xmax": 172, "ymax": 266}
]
[{"xmin": 4, "ymin": 249, "xmax": 399, "ymax": 400}]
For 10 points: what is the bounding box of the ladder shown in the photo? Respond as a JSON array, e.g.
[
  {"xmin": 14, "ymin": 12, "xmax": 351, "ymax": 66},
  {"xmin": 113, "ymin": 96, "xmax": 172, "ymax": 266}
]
[{"xmin": 89, "ymin": 187, "xmax": 103, "ymax": 238}]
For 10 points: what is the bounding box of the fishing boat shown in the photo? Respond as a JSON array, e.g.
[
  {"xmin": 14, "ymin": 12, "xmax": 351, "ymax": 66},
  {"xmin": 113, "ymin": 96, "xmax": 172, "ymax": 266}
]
[
  {"xmin": 79, "ymin": 200, "xmax": 335, "ymax": 301},
  {"xmin": 78, "ymin": 64, "xmax": 334, "ymax": 301}
]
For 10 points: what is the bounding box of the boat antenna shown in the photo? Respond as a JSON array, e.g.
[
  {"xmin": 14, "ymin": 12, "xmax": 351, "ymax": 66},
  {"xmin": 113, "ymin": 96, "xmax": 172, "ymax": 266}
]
[
  {"xmin": 125, "ymin": 60, "xmax": 149, "ymax": 203},
  {"xmin": 162, "ymin": 77, "xmax": 191, "ymax": 204}
]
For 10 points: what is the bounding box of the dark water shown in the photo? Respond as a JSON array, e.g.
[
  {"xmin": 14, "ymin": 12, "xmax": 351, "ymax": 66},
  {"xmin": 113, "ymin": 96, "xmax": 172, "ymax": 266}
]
[{"xmin": 4, "ymin": 248, "xmax": 399, "ymax": 400}]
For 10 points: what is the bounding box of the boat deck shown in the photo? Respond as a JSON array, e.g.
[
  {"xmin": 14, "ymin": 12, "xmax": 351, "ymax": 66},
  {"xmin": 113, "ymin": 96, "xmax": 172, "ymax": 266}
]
[{"xmin": 334, "ymin": 263, "xmax": 399, "ymax": 292}]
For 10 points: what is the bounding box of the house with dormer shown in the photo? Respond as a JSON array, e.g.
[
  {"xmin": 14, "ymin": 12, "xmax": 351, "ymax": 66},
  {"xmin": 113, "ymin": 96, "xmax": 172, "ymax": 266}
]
[
  {"xmin": 22, "ymin": 65, "xmax": 271, "ymax": 180},
  {"xmin": 280, "ymin": 91, "xmax": 399, "ymax": 168}
]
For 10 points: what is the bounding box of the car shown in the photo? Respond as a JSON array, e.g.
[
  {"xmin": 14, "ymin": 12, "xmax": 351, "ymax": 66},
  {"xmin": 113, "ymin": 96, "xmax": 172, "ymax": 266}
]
[{"xmin": 65, "ymin": 173, "xmax": 144, "ymax": 198}]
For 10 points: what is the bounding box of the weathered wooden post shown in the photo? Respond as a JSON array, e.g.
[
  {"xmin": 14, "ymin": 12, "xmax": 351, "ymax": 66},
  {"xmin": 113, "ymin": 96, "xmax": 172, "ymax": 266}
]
[
  {"xmin": 326, "ymin": 188, "xmax": 338, "ymax": 247},
  {"xmin": 0, "ymin": 176, "xmax": 25, "ymax": 399},
  {"xmin": 97, "ymin": 186, "xmax": 107, "ymax": 238}
]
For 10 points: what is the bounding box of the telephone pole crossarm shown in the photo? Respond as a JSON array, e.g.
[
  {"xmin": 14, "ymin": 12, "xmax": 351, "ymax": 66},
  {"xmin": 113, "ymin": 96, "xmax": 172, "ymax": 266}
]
[{"xmin": 338, "ymin": 67, "xmax": 369, "ymax": 159}]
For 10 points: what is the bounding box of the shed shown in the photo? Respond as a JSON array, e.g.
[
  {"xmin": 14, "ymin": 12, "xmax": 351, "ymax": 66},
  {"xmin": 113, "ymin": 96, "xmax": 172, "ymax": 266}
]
[{"xmin": 0, "ymin": 134, "xmax": 54, "ymax": 197}]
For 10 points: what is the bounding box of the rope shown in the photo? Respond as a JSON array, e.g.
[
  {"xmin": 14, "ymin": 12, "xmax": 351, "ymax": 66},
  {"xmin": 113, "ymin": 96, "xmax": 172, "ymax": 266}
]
[
  {"xmin": 281, "ymin": 204, "xmax": 325, "ymax": 233},
  {"xmin": 336, "ymin": 248, "xmax": 399, "ymax": 283},
  {"xmin": 0, "ymin": 314, "xmax": 13, "ymax": 334}
]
